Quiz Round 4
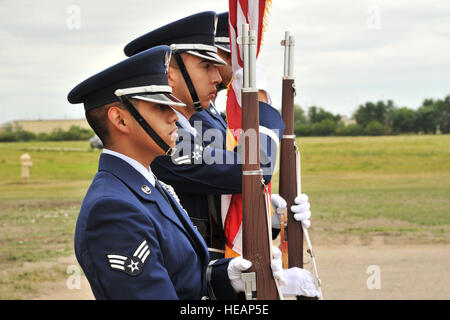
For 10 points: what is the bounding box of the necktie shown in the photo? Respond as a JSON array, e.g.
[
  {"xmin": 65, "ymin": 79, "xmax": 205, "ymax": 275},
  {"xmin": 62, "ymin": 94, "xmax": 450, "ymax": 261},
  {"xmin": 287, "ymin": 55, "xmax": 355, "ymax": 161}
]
[{"xmin": 154, "ymin": 180, "xmax": 205, "ymax": 259}]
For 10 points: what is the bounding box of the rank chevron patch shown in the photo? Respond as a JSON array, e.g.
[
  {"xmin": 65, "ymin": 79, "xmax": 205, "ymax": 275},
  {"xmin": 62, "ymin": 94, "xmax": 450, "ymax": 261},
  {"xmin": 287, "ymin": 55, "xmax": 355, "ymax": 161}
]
[
  {"xmin": 172, "ymin": 144, "xmax": 204, "ymax": 164},
  {"xmin": 106, "ymin": 239, "xmax": 150, "ymax": 276},
  {"xmin": 173, "ymin": 154, "xmax": 191, "ymax": 164}
]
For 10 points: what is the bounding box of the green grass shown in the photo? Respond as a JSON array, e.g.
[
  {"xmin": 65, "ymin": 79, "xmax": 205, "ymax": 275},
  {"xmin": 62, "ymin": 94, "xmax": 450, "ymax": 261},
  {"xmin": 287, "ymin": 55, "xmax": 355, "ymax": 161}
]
[
  {"xmin": 0, "ymin": 141, "xmax": 99, "ymax": 264},
  {"xmin": 0, "ymin": 262, "xmax": 68, "ymax": 299},
  {"xmin": 0, "ymin": 141, "xmax": 99, "ymax": 298},
  {"xmin": 271, "ymin": 135, "xmax": 450, "ymax": 242},
  {"xmin": 0, "ymin": 135, "xmax": 449, "ymax": 298},
  {"xmin": 298, "ymin": 135, "xmax": 450, "ymax": 174},
  {"xmin": 0, "ymin": 202, "xmax": 80, "ymax": 266},
  {"xmin": 0, "ymin": 141, "xmax": 100, "ymax": 182}
]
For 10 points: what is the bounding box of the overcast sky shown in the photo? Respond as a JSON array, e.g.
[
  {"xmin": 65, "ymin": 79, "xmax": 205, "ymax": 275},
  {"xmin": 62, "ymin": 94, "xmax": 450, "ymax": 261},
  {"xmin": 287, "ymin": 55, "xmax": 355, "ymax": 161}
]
[{"xmin": 1, "ymin": 0, "xmax": 449, "ymax": 124}]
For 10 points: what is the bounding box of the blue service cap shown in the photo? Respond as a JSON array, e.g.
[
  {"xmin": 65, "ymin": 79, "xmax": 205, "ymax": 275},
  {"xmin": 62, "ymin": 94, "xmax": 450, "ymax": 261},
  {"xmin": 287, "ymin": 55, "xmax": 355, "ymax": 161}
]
[
  {"xmin": 215, "ymin": 12, "xmax": 230, "ymax": 53},
  {"xmin": 68, "ymin": 45, "xmax": 185, "ymax": 111},
  {"xmin": 124, "ymin": 11, "xmax": 226, "ymax": 66}
]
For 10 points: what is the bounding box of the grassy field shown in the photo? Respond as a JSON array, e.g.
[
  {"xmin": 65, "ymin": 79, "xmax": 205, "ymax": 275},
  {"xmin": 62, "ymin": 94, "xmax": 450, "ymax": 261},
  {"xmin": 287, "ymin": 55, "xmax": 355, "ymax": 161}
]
[
  {"xmin": 0, "ymin": 135, "xmax": 449, "ymax": 298},
  {"xmin": 272, "ymin": 135, "xmax": 450, "ymax": 244},
  {"xmin": 0, "ymin": 141, "xmax": 100, "ymax": 299}
]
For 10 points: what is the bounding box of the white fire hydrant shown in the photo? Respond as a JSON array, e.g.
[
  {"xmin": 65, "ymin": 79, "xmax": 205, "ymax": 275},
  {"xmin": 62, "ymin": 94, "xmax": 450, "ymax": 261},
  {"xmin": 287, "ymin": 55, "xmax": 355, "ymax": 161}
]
[{"xmin": 20, "ymin": 153, "xmax": 33, "ymax": 182}]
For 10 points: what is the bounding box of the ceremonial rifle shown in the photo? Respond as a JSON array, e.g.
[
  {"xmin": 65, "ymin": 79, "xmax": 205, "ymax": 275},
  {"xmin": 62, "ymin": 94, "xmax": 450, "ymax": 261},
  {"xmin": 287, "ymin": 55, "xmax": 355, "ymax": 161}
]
[
  {"xmin": 239, "ymin": 24, "xmax": 282, "ymax": 300},
  {"xmin": 278, "ymin": 31, "xmax": 323, "ymax": 299}
]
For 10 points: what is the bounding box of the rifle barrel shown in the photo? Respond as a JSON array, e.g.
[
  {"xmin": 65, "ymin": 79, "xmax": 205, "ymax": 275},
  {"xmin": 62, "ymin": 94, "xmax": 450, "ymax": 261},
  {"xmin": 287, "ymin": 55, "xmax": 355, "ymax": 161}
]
[
  {"xmin": 279, "ymin": 32, "xmax": 304, "ymax": 269},
  {"xmin": 241, "ymin": 23, "xmax": 280, "ymax": 300}
]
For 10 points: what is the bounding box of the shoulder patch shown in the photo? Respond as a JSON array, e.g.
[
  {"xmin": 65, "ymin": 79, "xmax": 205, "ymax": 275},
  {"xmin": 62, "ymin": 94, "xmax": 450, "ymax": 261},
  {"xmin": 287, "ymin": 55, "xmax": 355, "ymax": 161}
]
[
  {"xmin": 173, "ymin": 154, "xmax": 192, "ymax": 164},
  {"xmin": 106, "ymin": 239, "xmax": 150, "ymax": 276},
  {"xmin": 192, "ymin": 144, "xmax": 203, "ymax": 162}
]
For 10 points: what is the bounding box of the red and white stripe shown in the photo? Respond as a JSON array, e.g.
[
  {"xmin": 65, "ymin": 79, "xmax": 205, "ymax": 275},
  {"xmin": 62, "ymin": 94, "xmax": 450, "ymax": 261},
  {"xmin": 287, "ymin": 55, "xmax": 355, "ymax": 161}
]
[{"xmin": 223, "ymin": 0, "xmax": 269, "ymax": 255}]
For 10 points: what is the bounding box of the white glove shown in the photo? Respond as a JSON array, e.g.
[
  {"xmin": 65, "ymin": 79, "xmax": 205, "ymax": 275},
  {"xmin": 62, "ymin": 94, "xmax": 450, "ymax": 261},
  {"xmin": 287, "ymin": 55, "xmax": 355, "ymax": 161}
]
[
  {"xmin": 291, "ymin": 194, "xmax": 312, "ymax": 229},
  {"xmin": 271, "ymin": 193, "xmax": 312, "ymax": 229},
  {"xmin": 227, "ymin": 256, "xmax": 252, "ymax": 293},
  {"xmin": 280, "ymin": 267, "xmax": 321, "ymax": 298},
  {"xmin": 271, "ymin": 194, "xmax": 287, "ymax": 229},
  {"xmin": 271, "ymin": 247, "xmax": 320, "ymax": 298},
  {"xmin": 228, "ymin": 247, "xmax": 288, "ymax": 293},
  {"xmin": 270, "ymin": 247, "xmax": 287, "ymax": 286}
]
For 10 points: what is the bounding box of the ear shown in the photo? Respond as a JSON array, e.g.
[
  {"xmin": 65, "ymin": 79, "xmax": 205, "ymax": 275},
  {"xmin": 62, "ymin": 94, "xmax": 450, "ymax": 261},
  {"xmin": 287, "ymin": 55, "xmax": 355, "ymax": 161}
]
[
  {"xmin": 168, "ymin": 66, "xmax": 178, "ymax": 87},
  {"xmin": 107, "ymin": 106, "xmax": 130, "ymax": 135},
  {"xmin": 258, "ymin": 90, "xmax": 268, "ymax": 103}
]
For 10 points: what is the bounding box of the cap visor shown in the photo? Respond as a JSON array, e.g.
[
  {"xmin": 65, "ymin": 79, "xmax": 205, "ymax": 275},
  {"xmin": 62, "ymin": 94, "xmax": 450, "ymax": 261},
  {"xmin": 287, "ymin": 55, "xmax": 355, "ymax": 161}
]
[
  {"xmin": 186, "ymin": 50, "xmax": 227, "ymax": 66},
  {"xmin": 215, "ymin": 44, "xmax": 231, "ymax": 53},
  {"xmin": 132, "ymin": 93, "xmax": 186, "ymax": 107}
]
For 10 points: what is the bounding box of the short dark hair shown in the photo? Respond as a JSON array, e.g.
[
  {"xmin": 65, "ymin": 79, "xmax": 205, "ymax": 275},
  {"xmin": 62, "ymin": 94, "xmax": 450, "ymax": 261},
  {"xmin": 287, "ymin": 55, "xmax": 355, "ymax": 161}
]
[
  {"xmin": 169, "ymin": 52, "xmax": 190, "ymax": 70},
  {"xmin": 85, "ymin": 101, "xmax": 124, "ymax": 147}
]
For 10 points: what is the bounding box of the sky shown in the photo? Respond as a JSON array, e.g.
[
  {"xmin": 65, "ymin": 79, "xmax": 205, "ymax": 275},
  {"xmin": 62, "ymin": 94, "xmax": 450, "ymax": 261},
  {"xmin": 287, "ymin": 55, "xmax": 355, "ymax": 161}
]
[{"xmin": 1, "ymin": 0, "xmax": 449, "ymax": 124}]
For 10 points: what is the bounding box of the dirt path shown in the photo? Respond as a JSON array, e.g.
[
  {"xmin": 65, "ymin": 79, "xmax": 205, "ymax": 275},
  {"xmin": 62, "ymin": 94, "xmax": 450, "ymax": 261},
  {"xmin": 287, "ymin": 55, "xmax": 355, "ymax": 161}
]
[
  {"xmin": 316, "ymin": 244, "xmax": 450, "ymax": 299},
  {"xmin": 33, "ymin": 243, "xmax": 450, "ymax": 300}
]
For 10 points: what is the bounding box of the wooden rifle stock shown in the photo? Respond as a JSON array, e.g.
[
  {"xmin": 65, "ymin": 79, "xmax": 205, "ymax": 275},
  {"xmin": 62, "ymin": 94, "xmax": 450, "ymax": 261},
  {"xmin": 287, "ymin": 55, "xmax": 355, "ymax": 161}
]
[
  {"xmin": 279, "ymin": 31, "xmax": 320, "ymax": 300},
  {"xmin": 279, "ymin": 77, "xmax": 303, "ymax": 268},
  {"xmin": 279, "ymin": 31, "xmax": 303, "ymax": 269},
  {"xmin": 240, "ymin": 24, "xmax": 280, "ymax": 300},
  {"xmin": 241, "ymin": 90, "xmax": 279, "ymax": 300}
]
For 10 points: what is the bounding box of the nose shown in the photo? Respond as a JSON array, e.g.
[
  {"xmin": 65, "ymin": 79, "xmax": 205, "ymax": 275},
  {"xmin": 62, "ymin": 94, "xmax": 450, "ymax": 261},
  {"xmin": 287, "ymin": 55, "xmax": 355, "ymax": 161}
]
[
  {"xmin": 168, "ymin": 106, "xmax": 179, "ymax": 123},
  {"xmin": 211, "ymin": 65, "xmax": 222, "ymax": 85}
]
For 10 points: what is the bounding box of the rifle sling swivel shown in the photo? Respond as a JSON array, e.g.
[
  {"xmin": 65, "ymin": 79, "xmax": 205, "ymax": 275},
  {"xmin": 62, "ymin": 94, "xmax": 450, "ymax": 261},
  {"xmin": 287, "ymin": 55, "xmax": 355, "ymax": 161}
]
[{"xmin": 242, "ymin": 169, "xmax": 263, "ymax": 176}]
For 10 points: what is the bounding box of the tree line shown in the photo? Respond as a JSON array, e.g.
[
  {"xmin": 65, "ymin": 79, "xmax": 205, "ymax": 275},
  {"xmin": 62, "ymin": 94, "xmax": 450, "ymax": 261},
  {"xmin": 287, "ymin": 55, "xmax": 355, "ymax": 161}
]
[
  {"xmin": 294, "ymin": 94, "xmax": 450, "ymax": 136},
  {"xmin": 0, "ymin": 124, "xmax": 94, "ymax": 142},
  {"xmin": 1, "ymin": 94, "xmax": 449, "ymax": 142}
]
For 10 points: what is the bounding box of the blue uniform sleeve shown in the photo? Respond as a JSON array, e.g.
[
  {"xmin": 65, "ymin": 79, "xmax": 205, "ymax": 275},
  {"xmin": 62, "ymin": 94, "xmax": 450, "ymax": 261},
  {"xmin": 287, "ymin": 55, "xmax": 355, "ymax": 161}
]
[
  {"xmin": 152, "ymin": 149, "xmax": 243, "ymax": 194},
  {"xmin": 151, "ymin": 103, "xmax": 285, "ymax": 195},
  {"xmin": 81, "ymin": 197, "xmax": 179, "ymax": 300},
  {"xmin": 207, "ymin": 258, "xmax": 241, "ymax": 300}
]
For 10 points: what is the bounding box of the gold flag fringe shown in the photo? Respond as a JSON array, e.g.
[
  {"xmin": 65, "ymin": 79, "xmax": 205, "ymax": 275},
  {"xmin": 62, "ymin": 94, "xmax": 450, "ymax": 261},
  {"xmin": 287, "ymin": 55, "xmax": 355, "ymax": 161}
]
[{"xmin": 261, "ymin": 0, "xmax": 272, "ymax": 46}]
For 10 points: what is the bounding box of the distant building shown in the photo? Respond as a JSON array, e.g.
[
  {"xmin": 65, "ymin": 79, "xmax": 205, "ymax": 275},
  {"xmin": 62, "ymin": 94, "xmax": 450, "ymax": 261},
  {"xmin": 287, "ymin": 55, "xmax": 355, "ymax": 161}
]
[
  {"xmin": 0, "ymin": 119, "xmax": 90, "ymax": 134},
  {"xmin": 341, "ymin": 115, "xmax": 356, "ymax": 126}
]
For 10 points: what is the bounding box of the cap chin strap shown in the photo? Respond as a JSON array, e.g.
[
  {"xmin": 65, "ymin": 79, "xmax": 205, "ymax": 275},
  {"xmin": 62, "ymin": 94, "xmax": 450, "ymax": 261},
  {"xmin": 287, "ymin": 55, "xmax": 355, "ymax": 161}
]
[
  {"xmin": 118, "ymin": 96, "xmax": 176, "ymax": 156},
  {"xmin": 173, "ymin": 52, "xmax": 203, "ymax": 112},
  {"xmin": 216, "ymin": 82, "xmax": 227, "ymax": 93}
]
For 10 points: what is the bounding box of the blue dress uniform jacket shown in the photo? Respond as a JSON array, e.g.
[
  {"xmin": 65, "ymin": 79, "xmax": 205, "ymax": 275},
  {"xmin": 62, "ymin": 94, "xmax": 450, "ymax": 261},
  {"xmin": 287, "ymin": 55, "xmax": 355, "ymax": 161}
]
[
  {"xmin": 74, "ymin": 153, "xmax": 238, "ymax": 300},
  {"xmin": 152, "ymin": 101, "xmax": 284, "ymax": 194},
  {"xmin": 151, "ymin": 102, "xmax": 285, "ymax": 252},
  {"xmin": 189, "ymin": 102, "xmax": 283, "ymax": 241},
  {"xmin": 190, "ymin": 102, "xmax": 228, "ymax": 146},
  {"xmin": 187, "ymin": 102, "xmax": 228, "ymax": 249}
]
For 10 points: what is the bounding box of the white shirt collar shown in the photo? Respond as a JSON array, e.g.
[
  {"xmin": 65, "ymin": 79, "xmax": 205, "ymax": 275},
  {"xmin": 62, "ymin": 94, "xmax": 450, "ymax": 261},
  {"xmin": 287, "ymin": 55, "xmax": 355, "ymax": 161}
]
[
  {"xmin": 173, "ymin": 108, "xmax": 198, "ymax": 136},
  {"xmin": 102, "ymin": 148, "xmax": 155, "ymax": 187},
  {"xmin": 209, "ymin": 101, "xmax": 220, "ymax": 115}
]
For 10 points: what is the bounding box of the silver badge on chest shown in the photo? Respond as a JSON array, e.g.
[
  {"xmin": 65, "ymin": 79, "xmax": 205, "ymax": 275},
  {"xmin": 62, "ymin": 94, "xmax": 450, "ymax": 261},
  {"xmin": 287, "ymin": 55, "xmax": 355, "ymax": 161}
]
[{"xmin": 141, "ymin": 185, "xmax": 152, "ymax": 194}]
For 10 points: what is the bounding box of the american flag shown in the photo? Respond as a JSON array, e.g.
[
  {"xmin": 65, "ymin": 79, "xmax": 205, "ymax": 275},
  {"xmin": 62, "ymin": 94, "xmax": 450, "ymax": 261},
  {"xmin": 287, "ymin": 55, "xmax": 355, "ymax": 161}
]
[{"xmin": 223, "ymin": 0, "xmax": 272, "ymax": 257}]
